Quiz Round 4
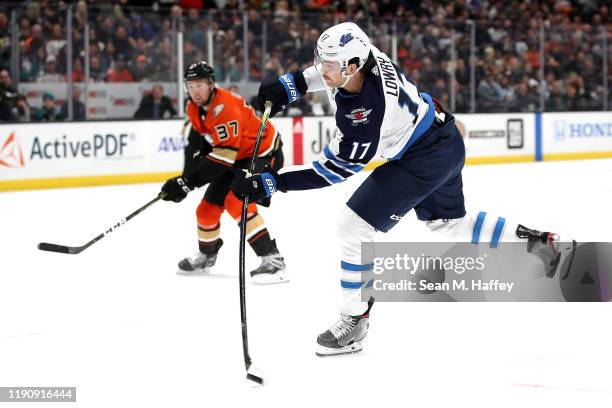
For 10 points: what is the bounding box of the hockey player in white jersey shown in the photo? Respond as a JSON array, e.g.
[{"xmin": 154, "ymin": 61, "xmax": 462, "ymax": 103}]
[{"xmin": 233, "ymin": 22, "xmax": 563, "ymax": 356}]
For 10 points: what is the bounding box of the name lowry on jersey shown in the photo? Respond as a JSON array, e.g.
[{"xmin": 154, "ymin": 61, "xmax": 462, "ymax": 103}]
[{"xmin": 376, "ymin": 55, "xmax": 399, "ymax": 97}]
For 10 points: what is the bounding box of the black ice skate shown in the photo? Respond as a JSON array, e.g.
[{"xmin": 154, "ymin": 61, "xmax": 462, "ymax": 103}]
[
  {"xmin": 516, "ymin": 224, "xmax": 568, "ymax": 278},
  {"xmin": 316, "ymin": 297, "xmax": 374, "ymax": 357},
  {"xmin": 249, "ymin": 249, "xmax": 288, "ymax": 284},
  {"xmin": 177, "ymin": 239, "xmax": 222, "ymax": 275}
]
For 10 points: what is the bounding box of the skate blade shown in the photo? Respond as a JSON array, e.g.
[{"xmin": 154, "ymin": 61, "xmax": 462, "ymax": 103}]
[
  {"xmin": 316, "ymin": 341, "xmax": 363, "ymax": 357},
  {"xmin": 176, "ymin": 267, "xmax": 212, "ymax": 276},
  {"xmin": 251, "ymin": 269, "xmax": 289, "ymax": 285}
]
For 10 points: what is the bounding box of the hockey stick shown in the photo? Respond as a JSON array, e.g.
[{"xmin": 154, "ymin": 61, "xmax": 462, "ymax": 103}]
[
  {"xmin": 37, "ymin": 192, "xmax": 166, "ymax": 255},
  {"xmin": 238, "ymin": 100, "xmax": 273, "ymax": 385}
]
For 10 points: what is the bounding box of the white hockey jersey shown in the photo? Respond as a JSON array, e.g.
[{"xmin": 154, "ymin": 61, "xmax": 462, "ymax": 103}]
[{"xmin": 278, "ymin": 46, "xmax": 437, "ymax": 191}]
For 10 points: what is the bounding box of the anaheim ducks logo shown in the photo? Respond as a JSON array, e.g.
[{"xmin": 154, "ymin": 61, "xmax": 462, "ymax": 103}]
[
  {"xmin": 345, "ymin": 107, "xmax": 372, "ymax": 125},
  {"xmin": 213, "ymin": 104, "xmax": 224, "ymax": 117},
  {"xmin": 0, "ymin": 132, "xmax": 25, "ymax": 168}
]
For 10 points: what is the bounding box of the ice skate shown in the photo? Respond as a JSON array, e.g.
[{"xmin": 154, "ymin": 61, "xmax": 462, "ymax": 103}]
[
  {"xmin": 316, "ymin": 297, "xmax": 374, "ymax": 356},
  {"xmin": 516, "ymin": 225, "xmax": 576, "ymax": 278},
  {"xmin": 250, "ymin": 250, "xmax": 288, "ymax": 284},
  {"xmin": 177, "ymin": 239, "xmax": 222, "ymax": 275}
]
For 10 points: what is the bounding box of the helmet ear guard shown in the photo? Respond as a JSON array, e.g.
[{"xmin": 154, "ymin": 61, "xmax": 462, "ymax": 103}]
[{"xmin": 345, "ymin": 56, "xmax": 365, "ymax": 74}]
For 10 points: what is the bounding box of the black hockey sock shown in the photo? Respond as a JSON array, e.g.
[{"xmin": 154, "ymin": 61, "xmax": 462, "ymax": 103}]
[
  {"xmin": 198, "ymin": 238, "xmax": 223, "ymax": 255},
  {"xmin": 249, "ymin": 233, "xmax": 278, "ymax": 257},
  {"xmin": 358, "ymin": 297, "xmax": 375, "ymax": 318}
]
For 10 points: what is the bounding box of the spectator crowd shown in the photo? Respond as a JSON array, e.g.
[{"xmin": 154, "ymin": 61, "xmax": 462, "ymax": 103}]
[{"xmin": 0, "ymin": 0, "xmax": 609, "ymax": 121}]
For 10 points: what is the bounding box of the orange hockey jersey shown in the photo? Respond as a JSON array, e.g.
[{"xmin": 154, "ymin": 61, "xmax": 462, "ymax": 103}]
[{"xmin": 186, "ymin": 87, "xmax": 279, "ymax": 167}]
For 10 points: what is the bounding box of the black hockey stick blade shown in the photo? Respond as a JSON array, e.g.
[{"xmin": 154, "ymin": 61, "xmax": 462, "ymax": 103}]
[
  {"xmin": 246, "ymin": 364, "xmax": 264, "ymax": 385},
  {"xmin": 37, "ymin": 242, "xmax": 82, "ymax": 254},
  {"xmin": 246, "ymin": 372, "xmax": 264, "ymax": 385}
]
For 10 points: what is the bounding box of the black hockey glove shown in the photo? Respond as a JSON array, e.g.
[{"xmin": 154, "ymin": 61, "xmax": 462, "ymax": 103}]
[
  {"xmin": 232, "ymin": 167, "xmax": 284, "ymax": 202},
  {"xmin": 161, "ymin": 176, "xmax": 194, "ymax": 203},
  {"xmin": 258, "ymin": 71, "xmax": 308, "ymax": 117}
]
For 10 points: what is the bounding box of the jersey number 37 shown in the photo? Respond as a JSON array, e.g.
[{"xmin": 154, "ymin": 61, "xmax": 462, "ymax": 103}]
[{"xmin": 215, "ymin": 121, "xmax": 239, "ymax": 141}]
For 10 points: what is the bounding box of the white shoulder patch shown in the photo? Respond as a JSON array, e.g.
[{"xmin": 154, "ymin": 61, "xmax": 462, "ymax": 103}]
[{"xmin": 213, "ymin": 104, "xmax": 224, "ymax": 117}]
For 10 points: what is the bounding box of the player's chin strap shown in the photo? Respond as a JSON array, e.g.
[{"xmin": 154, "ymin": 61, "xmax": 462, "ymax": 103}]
[
  {"xmin": 339, "ymin": 74, "xmax": 354, "ymax": 89},
  {"xmin": 339, "ymin": 60, "xmax": 366, "ymax": 89}
]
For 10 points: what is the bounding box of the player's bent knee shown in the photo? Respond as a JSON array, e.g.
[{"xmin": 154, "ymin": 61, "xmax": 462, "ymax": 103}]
[
  {"xmin": 196, "ymin": 199, "xmax": 224, "ymax": 226},
  {"xmin": 337, "ymin": 206, "xmax": 376, "ymax": 254},
  {"xmin": 224, "ymin": 192, "xmax": 257, "ymax": 220}
]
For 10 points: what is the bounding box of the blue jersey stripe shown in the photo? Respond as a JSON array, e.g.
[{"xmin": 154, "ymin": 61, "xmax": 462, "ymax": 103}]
[
  {"xmin": 471, "ymin": 211, "xmax": 487, "ymax": 244},
  {"xmin": 341, "ymin": 261, "xmax": 373, "ymax": 271},
  {"xmin": 312, "ymin": 160, "xmax": 343, "ymax": 184},
  {"xmin": 490, "ymin": 217, "xmax": 506, "ymax": 248},
  {"xmin": 390, "ymin": 92, "xmax": 436, "ymax": 160},
  {"xmin": 340, "ymin": 280, "xmax": 374, "ymax": 289},
  {"xmin": 323, "ymin": 160, "xmax": 354, "ymax": 179},
  {"xmin": 341, "ymin": 280, "xmax": 364, "ymax": 289},
  {"xmin": 323, "ymin": 146, "xmax": 364, "ymax": 173}
]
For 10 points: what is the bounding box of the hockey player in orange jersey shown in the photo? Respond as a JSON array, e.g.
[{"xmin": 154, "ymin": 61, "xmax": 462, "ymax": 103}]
[{"xmin": 161, "ymin": 61, "xmax": 287, "ymax": 284}]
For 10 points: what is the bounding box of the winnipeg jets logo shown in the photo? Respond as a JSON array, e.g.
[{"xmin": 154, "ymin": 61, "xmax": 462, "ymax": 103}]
[
  {"xmin": 213, "ymin": 104, "xmax": 224, "ymax": 117},
  {"xmin": 345, "ymin": 107, "xmax": 372, "ymax": 125},
  {"xmin": 339, "ymin": 33, "xmax": 354, "ymax": 47}
]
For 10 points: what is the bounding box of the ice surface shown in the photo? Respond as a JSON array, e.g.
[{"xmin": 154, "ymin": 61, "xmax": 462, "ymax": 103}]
[{"xmin": 1, "ymin": 159, "xmax": 611, "ymax": 407}]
